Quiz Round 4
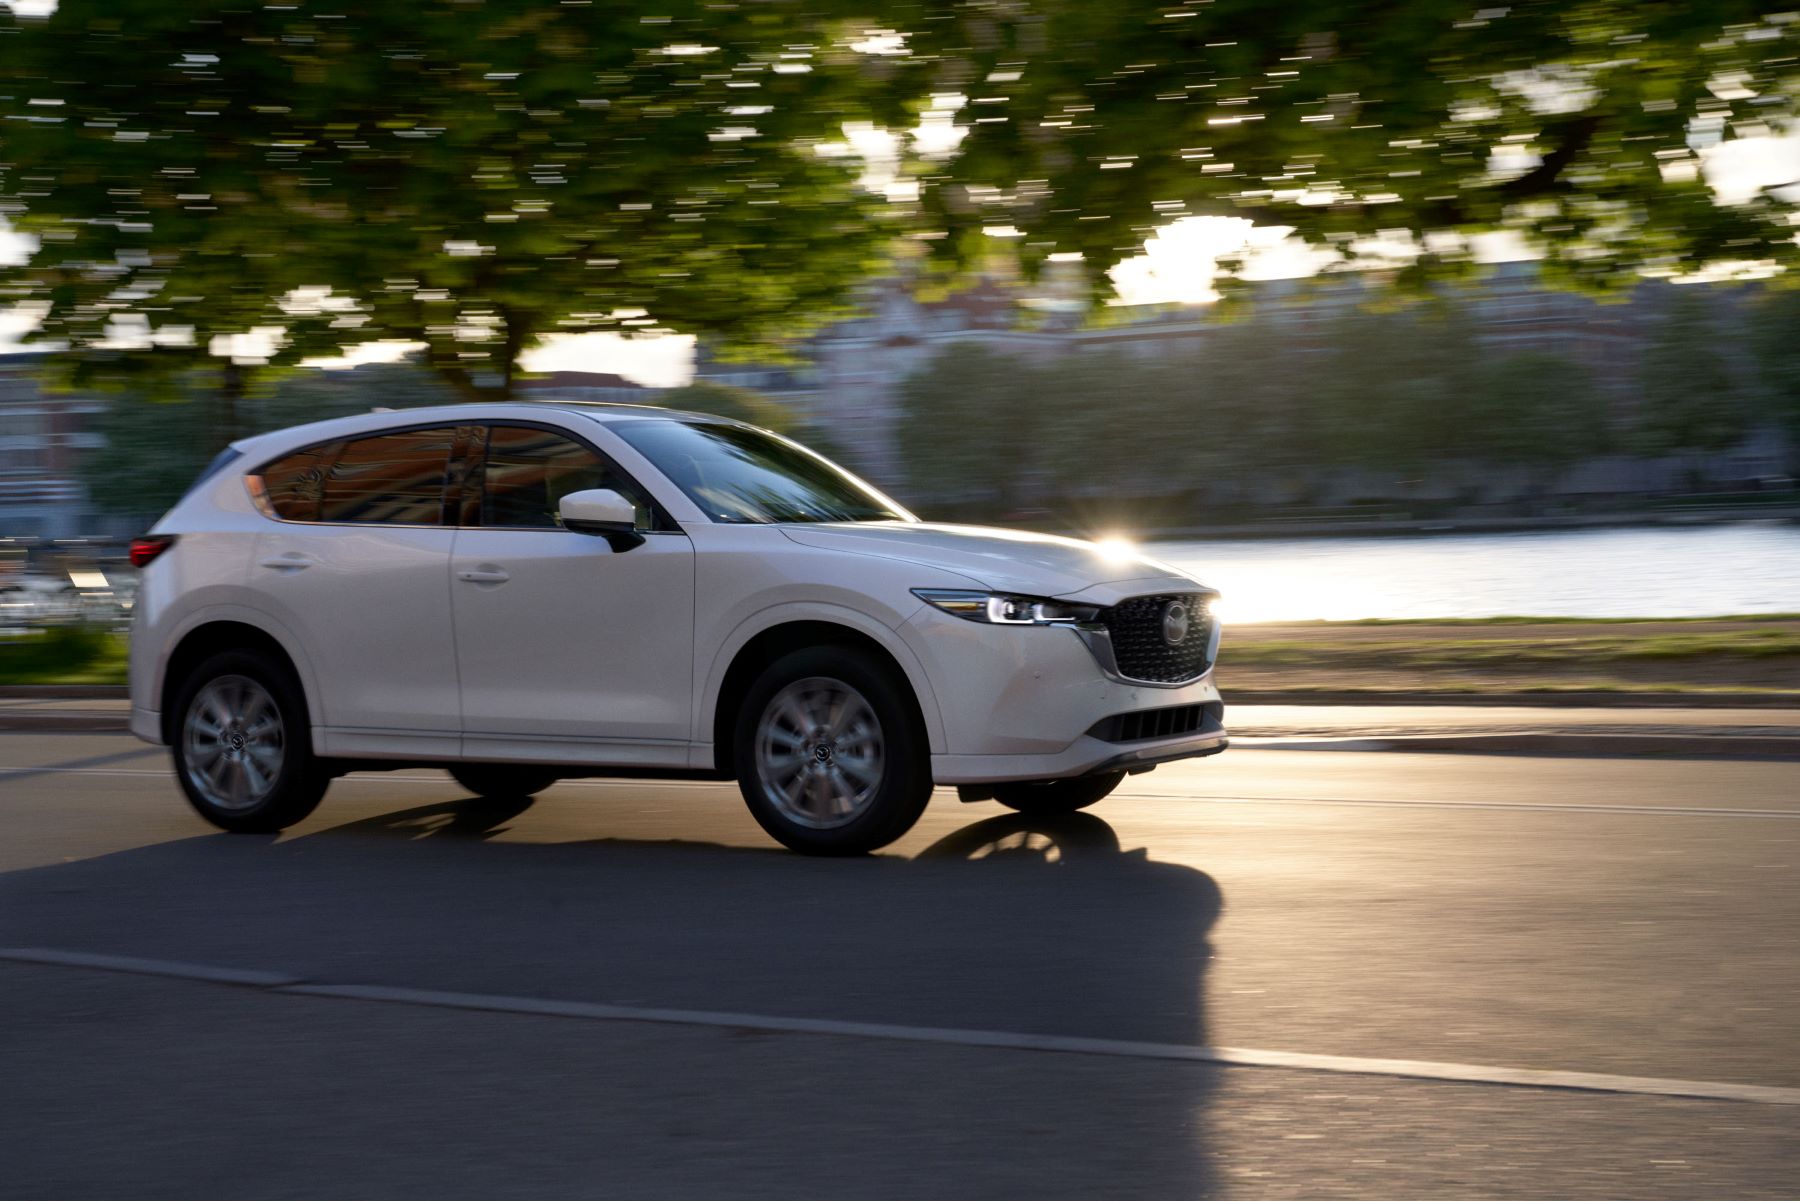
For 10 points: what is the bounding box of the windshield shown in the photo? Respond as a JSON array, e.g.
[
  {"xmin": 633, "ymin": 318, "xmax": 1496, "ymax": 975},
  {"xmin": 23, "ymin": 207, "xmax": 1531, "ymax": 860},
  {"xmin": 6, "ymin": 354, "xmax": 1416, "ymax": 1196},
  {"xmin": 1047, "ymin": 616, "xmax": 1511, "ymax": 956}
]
[{"xmin": 611, "ymin": 419, "xmax": 913, "ymax": 525}]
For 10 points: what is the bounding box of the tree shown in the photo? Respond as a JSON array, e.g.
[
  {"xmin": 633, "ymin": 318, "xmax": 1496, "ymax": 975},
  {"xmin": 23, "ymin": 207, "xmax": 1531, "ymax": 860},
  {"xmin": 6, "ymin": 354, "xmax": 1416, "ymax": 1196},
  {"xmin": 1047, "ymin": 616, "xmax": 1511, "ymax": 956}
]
[
  {"xmin": 5, "ymin": 0, "xmax": 1798, "ymax": 414},
  {"xmin": 81, "ymin": 361, "xmax": 454, "ymax": 520},
  {"xmin": 924, "ymin": 1, "xmax": 1800, "ymax": 299},
  {"xmin": 1465, "ymin": 350, "xmax": 1611, "ymax": 470},
  {"xmin": 1308, "ymin": 303, "xmax": 1482, "ymax": 475},
  {"xmin": 1634, "ymin": 287, "xmax": 1751, "ymax": 455},
  {"xmin": 0, "ymin": 0, "xmax": 918, "ymax": 410},
  {"xmin": 657, "ymin": 381, "xmax": 799, "ymax": 434},
  {"xmin": 896, "ymin": 342, "xmax": 1052, "ymax": 510},
  {"xmin": 1745, "ymin": 287, "xmax": 1800, "ymax": 457}
]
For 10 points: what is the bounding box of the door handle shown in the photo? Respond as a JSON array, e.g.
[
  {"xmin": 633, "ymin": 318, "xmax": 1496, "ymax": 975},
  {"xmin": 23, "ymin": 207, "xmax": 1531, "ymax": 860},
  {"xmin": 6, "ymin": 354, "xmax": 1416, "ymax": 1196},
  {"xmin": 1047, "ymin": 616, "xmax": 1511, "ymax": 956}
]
[
  {"xmin": 258, "ymin": 554, "xmax": 313, "ymax": 572},
  {"xmin": 457, "ymin": 567, "xmax": 511, "ymax": 585}
]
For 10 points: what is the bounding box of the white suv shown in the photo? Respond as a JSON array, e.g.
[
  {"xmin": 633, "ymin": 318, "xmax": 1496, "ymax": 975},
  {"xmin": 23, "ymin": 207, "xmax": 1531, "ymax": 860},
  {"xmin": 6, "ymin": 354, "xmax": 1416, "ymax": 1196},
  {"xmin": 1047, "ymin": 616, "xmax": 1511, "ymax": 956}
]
[{"xmin": 128, "ymin": 403, "xmax": 1226, "ymax": 853}]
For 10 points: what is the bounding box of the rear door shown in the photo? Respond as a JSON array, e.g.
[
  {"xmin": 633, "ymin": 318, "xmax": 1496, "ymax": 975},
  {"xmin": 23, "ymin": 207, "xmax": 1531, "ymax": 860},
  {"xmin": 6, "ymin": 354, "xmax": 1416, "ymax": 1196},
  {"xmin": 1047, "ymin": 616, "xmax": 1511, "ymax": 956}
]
[
  {"xmin": 249, "ymin": 424, "xmax": 468, "ymax": 755},
  {"xmin": 450, "ymin": 422, "xmax": 695, "ymax": 764}
]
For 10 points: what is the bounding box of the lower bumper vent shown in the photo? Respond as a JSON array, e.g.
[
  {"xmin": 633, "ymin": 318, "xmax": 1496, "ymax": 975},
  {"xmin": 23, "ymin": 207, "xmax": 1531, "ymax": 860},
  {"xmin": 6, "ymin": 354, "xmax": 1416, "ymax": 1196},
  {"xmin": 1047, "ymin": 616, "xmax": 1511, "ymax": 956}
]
[{"xmin": 1088, "ymin": 701, "xmax": 1223, "ymax": 744}]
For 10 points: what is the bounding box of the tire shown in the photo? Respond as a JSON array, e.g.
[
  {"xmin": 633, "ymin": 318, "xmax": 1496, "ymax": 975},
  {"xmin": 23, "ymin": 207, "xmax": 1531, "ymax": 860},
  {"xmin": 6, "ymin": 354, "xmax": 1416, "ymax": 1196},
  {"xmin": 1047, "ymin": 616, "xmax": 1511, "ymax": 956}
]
[
  {"xmin": 989, "ymin": 771, "xmax": 1125, "ymax": 816},
  {"xmin": 449, "ymin": 764, "xmax": 561, "ymax": 799},
  {"xmin": 733, "ymin": 645, "xmax": 932, "ymax": 855},
  {"xmin": 171, "ymin": 648, "xmax": 328, "ymax": 833}
]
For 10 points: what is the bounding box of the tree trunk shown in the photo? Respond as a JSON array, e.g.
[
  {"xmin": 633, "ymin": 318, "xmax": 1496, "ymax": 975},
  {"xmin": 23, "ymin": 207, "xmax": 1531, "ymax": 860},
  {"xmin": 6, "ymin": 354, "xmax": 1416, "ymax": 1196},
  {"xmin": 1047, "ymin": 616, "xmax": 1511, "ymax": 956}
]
[
  {"xmin": 214, "ymin": 360, "xmax": 245, "ymax": 453},
  {"xmin": 499, "ymin": 309, "xmax": 527, "ymax": 401}
]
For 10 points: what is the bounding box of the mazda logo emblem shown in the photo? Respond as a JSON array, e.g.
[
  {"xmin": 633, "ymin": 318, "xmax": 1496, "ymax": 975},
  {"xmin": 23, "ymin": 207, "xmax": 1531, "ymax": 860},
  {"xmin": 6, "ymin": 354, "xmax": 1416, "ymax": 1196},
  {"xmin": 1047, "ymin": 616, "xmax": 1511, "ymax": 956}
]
[{"xmin": 1160, "ymin": 600, "xmax": 1190, "ymax": 647}]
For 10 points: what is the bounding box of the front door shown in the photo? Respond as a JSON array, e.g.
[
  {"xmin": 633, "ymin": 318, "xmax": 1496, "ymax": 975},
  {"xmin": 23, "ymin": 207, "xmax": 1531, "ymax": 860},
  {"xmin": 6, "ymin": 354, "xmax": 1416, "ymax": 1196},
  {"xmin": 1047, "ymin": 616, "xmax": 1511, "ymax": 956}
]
[{"xmin": 449, "ymin": 423, "xmax": 696, "ymax": 766}]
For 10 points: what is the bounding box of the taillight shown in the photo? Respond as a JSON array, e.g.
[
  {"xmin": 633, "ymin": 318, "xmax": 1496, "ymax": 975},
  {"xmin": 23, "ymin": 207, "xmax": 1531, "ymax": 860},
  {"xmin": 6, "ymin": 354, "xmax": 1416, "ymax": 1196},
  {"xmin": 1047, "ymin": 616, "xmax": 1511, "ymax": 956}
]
[{"xmin": 129, "ymin": 534, "xmax": 178, "ymax": 569}]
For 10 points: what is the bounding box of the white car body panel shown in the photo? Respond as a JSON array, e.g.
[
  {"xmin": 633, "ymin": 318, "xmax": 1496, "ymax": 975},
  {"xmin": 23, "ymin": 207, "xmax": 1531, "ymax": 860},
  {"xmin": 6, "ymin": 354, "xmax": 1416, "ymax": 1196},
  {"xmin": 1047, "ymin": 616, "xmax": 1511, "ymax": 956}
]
[
  {"xmin": 450, "ymin": 525, "xmax": 696, "ymax": 758},
  {"xmin": 130, "ymin": 402, "xmax": 1227, "ymax": 785},
  {"xmin": 253, "ymin": 522, "xmax": 461, "ymax": 753}
]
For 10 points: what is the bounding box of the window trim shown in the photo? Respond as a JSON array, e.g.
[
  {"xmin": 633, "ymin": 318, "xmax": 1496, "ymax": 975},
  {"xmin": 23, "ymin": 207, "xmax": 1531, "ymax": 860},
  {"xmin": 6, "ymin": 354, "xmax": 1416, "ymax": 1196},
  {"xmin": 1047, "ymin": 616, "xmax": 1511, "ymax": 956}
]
[
  {"xmin": 244, "ymin": 421, "xmax": 470, "ymax": 529},
  {"xmin": 460, "ymin": 420, "xmax": 681, "ymax": 535},
  {"xmin": 244, "ymin": 418, "xmax": 683, "ymax": 534}
]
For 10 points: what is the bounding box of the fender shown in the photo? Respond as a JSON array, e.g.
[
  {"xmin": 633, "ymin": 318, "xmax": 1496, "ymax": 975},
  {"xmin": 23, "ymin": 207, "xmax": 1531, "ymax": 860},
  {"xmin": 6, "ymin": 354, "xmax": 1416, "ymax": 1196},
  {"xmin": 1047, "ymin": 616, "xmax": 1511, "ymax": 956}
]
[
  {"xmin": 691, "ymin": 599, "xmax": 947, "ymax": 768},
  {"xmin": 147, "ymin": 601, "xmax": 326, "ymax": 735}
]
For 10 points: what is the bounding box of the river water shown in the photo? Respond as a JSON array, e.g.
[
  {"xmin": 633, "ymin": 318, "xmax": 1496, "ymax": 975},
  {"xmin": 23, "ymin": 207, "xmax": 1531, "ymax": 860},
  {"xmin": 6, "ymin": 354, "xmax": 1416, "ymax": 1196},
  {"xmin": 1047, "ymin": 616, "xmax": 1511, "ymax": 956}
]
[{"xmin": 1146, "ymin": 522, "xmax": 1800, "ymax": 623}]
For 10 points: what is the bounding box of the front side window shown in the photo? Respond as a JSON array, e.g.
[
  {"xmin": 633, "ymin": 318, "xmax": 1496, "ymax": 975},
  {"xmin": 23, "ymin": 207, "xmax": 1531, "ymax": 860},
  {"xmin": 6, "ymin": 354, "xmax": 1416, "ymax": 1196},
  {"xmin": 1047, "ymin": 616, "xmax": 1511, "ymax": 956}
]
[
  {"xmin": 610, "ymin": 419, "xmax": 911, "ymax": 525},
  {"xmin": 470, "ymin": 425, "xmax": 652, "ymax": 530}
]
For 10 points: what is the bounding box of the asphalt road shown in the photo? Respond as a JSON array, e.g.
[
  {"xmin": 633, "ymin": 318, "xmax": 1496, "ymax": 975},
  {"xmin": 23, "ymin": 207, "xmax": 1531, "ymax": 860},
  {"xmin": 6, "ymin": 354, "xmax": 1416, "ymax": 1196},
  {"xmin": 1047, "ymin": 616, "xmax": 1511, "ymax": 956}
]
[{"xmin": 2, "ymin": 732, "xmax": 1797, "ymax": 1199}]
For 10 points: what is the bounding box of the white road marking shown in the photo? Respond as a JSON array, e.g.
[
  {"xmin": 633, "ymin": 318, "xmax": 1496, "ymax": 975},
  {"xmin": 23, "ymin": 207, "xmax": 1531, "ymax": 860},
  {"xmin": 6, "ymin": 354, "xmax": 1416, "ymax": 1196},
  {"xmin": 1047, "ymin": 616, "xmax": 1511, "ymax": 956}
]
[
  {"xmin": 3, "ymin": 945, "xmax": 1797, "ymax": 1106},
  {"xmin": 0, "ymin": 946, "xmax": 301, "ymax": 987}
]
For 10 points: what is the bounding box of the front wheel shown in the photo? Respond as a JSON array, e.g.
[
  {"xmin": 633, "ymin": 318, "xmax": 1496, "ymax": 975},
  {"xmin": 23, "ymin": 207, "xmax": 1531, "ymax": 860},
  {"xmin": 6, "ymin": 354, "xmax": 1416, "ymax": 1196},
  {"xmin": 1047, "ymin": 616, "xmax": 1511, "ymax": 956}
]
[
  {"xmin": 733, "ymin": 646, "xmax": 932, "ymax": 855},
  {"xmin": 172, "ymin": 649, "xmax": 328, "ymax": 833},
  {"xmin": 990, "ymin": 771, "xmax": 1125, "ymax": 816}
]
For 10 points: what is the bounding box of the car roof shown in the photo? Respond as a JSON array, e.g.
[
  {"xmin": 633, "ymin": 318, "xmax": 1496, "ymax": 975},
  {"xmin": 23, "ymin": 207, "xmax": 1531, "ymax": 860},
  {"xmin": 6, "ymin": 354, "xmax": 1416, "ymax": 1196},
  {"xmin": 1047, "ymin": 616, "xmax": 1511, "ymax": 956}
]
[{"xmin": 227, "ymin": 400, "xmax": 734, "ymax": 460}]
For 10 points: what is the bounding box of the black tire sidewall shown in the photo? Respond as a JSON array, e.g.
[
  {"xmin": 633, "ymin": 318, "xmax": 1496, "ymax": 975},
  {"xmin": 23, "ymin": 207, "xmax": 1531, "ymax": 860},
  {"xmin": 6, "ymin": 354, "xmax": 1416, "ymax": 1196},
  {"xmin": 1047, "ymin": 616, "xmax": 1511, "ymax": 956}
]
[
  {"xmin": 733, "ymin": 646, "xmax": 931, "ymax": 854},
  {"xmin": 171, "ymin": 648, "xmax": 325, "ymax": 833}
]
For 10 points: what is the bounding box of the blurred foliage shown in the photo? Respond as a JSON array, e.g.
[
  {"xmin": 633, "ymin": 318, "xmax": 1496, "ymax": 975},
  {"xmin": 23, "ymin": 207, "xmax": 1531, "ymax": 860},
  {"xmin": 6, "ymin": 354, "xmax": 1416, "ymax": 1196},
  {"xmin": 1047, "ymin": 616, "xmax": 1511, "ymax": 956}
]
[
  {"xmin": 897, "ymin": 342, "xmax": 1050, "ymax": 509},
  {"xmin": 1746, "ymin": 288, "xmax": 1800, "ymax": 446},
  {"xmin": 0, "ymin": 0, "xmax": 917, "ymax": 401},
  {"xmin": 921, "ymin": 1, "xmax": 1800, "ymax": 298},
  {"xmin": 895, "ymin": 305, "xmax": 1635, "ymax": 509},
  {"xmin": 0, "ymin": 624, "xmax": 124, "ymax": 684},
  {"xmin": 3, "ymin": 0, "xmax": 1799, "ymax": 416},
  {"xmin": 83, "ymin": 363, "xmax": 453, "ymax": 520},
  {"xmin": 1633, "ymin": 288, "xmax": 1752, "ymax": 455},
  {"xmin": 655, "ymin": 381, "xmax": 798, "ymax": 433}
]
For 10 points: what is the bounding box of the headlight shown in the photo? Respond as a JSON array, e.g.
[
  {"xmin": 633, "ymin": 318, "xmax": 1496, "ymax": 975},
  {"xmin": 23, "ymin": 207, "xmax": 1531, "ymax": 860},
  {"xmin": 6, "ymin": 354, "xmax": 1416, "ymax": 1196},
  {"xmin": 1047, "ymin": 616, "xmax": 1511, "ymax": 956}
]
[{"xmin": 912, "ymin": 589, "xmax": 1101, "ymax": 626}]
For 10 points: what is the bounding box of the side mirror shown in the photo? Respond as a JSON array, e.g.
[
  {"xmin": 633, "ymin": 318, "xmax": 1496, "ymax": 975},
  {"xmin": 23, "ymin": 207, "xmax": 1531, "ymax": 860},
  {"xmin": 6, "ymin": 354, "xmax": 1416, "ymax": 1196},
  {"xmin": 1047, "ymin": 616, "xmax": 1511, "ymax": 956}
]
[{"xmin": 557, "ymin": 488, "xmax": 644, "ymax": 551}]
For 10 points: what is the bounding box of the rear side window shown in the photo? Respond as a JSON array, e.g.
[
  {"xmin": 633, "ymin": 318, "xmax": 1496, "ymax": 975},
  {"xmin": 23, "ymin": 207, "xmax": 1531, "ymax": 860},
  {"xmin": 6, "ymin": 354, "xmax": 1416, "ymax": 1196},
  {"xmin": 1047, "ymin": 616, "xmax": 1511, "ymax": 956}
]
[
  {"xmin": 249, "ymin": 426, "xmax": 459, "ymax": 526},
  {"xmin": 320, "ymin": 428, "xmax": 458, "ymax": 525},
  {"xmin": 471, "ymin": 425, "xmax": 652, "ymax": 530},
  {"xmin": 251, "ymin": 442, "xmax": 339, "ymax": 522}
]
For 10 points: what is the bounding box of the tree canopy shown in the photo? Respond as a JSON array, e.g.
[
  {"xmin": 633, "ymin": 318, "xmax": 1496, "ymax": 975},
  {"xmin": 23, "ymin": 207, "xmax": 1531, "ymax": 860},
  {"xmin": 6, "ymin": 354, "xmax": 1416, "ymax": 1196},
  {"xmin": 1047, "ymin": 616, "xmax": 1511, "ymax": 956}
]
[
  {"xmin": 0, "ymin": 0, "xmax": 917, "ymax": 398},
  {"xmin": 3, "ymin": 0, "xmax": 1798, "ymax": 400},
  {"xmin": 923, "ymin": 1, "xmax": 1800, "ymax": 295}
]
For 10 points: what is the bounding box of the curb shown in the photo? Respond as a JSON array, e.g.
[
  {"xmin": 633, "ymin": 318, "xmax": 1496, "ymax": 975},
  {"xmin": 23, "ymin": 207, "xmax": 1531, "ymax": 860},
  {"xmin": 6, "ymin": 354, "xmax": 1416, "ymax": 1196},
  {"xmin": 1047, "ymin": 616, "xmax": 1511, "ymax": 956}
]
[
  {"xmin": 1234, "ymin": 732, "xmax": 1800, "ymax": 760},
  {"xmin": 0, "ymin": 713, "xmax": 129, "ymax": 733},
  {"xmin": 0, "ymin": 685, "xmax": 128, "ymax": 699}
]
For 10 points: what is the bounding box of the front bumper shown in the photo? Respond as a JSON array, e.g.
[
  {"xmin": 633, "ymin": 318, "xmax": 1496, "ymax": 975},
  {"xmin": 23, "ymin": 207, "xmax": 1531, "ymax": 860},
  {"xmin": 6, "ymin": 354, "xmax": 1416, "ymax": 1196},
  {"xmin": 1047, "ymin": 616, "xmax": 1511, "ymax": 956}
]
[{"xmin": 898, "ymin": 603, "xmax": 1227, "ymax": 785}]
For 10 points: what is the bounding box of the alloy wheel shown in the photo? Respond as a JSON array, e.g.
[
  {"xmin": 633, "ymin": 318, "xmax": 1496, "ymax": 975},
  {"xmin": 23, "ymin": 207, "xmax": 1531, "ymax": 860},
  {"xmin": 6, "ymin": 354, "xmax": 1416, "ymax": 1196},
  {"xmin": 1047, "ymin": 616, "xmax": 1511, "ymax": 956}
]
[
  {"xmin": 753, "ymin": 676, "xmax": 885, "ymax": 830},
  {"xmin": 181, "ymin": 673, "xmax": 286, "ymax": 811}
]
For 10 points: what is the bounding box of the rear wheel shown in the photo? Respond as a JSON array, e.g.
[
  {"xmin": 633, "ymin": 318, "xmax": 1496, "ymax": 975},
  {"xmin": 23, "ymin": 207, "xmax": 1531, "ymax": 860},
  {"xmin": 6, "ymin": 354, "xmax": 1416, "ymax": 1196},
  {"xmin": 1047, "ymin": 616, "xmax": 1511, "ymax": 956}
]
[
  {"xmin": 733, "ymin": 646, "xmax": 931, "ymax": 855},
  {"xmin": 990, "ymin": 771, "xmax": 1125, "ymax": 816},
  {"xmin": 172, "ymin": 649, "xmax": 328, "ymax": 833},
  {"xmin": 449, "ymin": 764, "xmax": 561, "ymax": 799}
]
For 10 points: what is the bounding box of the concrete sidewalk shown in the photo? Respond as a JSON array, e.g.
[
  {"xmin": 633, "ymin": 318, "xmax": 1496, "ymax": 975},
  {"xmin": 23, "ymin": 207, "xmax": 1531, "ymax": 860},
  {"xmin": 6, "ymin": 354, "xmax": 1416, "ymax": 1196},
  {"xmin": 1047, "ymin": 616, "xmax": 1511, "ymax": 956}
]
[{"xmin": 4, "ymin": 688, "xmax": 1798, "ymax": 757}]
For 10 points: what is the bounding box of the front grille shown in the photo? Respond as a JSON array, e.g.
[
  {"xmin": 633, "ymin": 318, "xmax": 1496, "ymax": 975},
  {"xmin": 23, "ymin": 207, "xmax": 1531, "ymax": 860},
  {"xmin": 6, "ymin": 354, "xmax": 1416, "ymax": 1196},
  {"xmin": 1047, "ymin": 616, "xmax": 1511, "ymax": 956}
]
[
  {"xmin": 1099, "ymin": 592, "xmax": 1216, "ymax": 683},
  {"xmin": 1089, "ymin": 701, "xmax": 1223, "ymax": 743}
]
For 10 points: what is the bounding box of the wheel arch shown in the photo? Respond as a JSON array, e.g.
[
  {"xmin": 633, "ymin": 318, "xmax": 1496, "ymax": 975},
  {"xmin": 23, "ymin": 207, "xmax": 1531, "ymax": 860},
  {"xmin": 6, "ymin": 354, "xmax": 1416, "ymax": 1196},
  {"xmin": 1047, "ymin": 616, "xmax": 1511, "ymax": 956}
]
[
  {"xmin": 158, "ymin": 618, "xmax": 313, "ymax": 745},
  {"xmin": 706, "ymin": 614, "xmax": 943, "ymax": 778}
]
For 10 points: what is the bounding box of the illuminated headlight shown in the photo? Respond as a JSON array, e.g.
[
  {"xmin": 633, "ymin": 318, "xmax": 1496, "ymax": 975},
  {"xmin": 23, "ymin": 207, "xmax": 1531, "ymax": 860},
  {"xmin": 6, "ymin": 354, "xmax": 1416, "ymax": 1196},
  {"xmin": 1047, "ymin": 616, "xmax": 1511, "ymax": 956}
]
[{"xmin": 912, "ymin": 589, "xmax": 1101, "ymax": 626}]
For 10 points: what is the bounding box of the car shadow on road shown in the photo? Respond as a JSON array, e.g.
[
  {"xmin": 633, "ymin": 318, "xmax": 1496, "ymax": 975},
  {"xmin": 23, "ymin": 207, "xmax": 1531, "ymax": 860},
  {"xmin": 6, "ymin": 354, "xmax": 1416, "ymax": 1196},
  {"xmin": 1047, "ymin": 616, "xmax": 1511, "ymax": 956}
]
[{"xmin": 0, "ymin": 796, "xmax": 1226, "ymax": 1196}]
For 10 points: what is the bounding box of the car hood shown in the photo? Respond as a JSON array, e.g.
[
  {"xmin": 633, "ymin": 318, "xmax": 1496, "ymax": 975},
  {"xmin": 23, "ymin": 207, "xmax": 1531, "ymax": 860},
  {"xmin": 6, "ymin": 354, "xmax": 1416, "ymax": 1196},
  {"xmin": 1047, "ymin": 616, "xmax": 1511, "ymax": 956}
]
[{"xmin": 778, "ymin": 522, "xmax": 1205, "ymax": 599}]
